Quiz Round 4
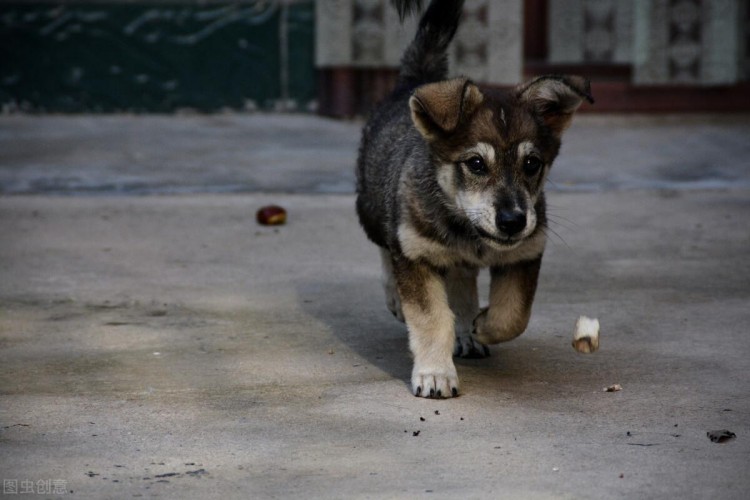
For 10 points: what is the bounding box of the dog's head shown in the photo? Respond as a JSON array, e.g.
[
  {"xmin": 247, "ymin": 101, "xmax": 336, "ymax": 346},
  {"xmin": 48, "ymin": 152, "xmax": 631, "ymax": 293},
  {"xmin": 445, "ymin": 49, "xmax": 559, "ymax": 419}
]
[{"xmin": 409, "ymin": 75, "xmax": 593, "ymax": 249}]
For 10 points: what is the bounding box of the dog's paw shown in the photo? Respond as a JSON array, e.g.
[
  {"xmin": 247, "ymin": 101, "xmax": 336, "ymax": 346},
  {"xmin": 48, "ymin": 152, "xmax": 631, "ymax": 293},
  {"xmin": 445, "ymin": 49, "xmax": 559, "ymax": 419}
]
[
  {"xmin": 472, "ymin": 307, "xmax": 525, "ymax": 345},
  {"xmin": 411, "ymin": 363, "xmax": 459, "ymax": 398},
  {"xmin": 454, "ymin": 334, "xmax": 490, "ymax": 358}
]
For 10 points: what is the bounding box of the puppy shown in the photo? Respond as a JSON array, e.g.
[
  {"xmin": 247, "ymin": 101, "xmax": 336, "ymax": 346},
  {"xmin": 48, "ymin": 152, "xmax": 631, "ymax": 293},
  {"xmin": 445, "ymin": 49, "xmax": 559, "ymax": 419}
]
[{"xmin": 356, "ymin": 0, "xmax": 593, "ymax": 398}]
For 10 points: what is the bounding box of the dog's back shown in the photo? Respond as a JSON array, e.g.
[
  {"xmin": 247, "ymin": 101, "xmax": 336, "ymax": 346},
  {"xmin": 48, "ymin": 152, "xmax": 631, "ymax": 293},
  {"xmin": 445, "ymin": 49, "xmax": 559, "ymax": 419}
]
[{"xmin": 355, "ymin": 0, "xmax": 465, "ymax": 250}]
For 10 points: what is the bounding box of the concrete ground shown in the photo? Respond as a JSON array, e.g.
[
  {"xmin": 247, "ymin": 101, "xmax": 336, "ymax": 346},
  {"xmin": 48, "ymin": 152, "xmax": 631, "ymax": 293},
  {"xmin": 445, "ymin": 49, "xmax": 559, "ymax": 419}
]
[{"xmin": 0, "ymin": 114, "xmax": 749, "ymax": 499}]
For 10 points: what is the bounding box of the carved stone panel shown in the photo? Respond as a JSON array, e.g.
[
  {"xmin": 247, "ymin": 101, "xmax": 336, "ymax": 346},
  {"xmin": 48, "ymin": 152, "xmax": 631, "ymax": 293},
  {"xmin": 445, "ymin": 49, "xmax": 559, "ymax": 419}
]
[
  {"xmin": 548, "ymin": 0, "xmax": 633, "ymax": 64},
  {"xmin": 317, "ymin": 0, "xmax": 522, "ymax": 84},
  {"xmin": 634, "ymin": 0, "xmax": 741, "ymax": 85},
  {"xmin": 450, "ymin": 0, "xmax": 523, "ymax": 84}
]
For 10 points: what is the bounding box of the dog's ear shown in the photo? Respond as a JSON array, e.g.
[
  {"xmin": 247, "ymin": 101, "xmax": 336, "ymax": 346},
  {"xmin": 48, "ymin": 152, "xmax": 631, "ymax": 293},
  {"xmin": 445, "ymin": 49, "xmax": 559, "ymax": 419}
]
[
  {"xmin": 409, "ymin": 78, "xmax": 483, "ymax": 140},
  {"xmin": 516, "ymin": 75, "xmax": 594, "ymax": 136}
]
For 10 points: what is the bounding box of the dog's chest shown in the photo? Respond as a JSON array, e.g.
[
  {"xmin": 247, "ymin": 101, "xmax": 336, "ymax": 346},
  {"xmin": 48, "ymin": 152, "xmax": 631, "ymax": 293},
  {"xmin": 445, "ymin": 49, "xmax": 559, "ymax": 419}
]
[{"xmin": 397, "ymin": 222, "xmax": 546, "ymax": 268}]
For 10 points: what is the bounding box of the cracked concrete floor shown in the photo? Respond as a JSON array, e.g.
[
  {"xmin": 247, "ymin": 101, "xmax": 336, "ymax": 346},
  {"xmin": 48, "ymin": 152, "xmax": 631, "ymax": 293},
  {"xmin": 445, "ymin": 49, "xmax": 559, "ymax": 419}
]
[
  {"xmin": 1, "ymin": 114, "xmax": 749, "ymax": 499},
  {"xmin": 1, "ymin": 189, "xmax": 748, "ymax": 499}
]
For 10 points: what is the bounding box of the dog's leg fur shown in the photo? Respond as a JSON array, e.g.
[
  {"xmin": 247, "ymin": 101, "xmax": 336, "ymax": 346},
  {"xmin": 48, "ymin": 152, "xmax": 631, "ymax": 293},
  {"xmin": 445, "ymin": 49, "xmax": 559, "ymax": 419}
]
[
  {"xmin": 392, "ymin": 255, "xmax": 459, "ymax": 397},
  {"xmin": 472, "ymin": 258, "xmax": 542, "ymax": 345},
  {"xmin": 444, "ymin": 266, "xmax": 490, "ymax": 358},
  {"xmin": 380, "ymin": 249, "xmax": 405, "ymax": 322}
]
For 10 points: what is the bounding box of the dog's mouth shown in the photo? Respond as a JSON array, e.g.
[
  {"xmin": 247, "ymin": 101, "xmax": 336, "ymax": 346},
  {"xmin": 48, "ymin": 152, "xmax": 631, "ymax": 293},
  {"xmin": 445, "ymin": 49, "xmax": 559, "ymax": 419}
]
[{"xmin": 475, "ymin": 226, "xmax": 524, "ymax": 247}]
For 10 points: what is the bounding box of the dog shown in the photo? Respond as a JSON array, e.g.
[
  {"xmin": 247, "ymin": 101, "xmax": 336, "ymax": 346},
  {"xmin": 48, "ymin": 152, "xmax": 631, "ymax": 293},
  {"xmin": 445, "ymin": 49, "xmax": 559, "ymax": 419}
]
[{"xmin": 356, "ymin": 0, "xmax": 593, "ymax": 398}]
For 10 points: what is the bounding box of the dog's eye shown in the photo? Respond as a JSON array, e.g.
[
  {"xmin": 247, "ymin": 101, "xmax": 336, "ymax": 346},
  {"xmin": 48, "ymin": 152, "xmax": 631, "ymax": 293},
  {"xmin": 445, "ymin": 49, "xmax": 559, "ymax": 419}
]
[
  {"xmin": 465, "ymin": 156, "xmax": 488, "ymax": 175},
  {"xmin": 523, "ymin": 156, "xmax": 544, "ymax": 176}
]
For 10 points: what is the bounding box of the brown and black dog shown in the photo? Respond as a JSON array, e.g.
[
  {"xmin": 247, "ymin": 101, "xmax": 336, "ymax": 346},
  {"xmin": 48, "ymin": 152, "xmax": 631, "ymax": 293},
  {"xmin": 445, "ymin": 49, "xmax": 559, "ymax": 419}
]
[{"xmin": 356, "ymin": 0, "xmax": 593, "ymax": 398}]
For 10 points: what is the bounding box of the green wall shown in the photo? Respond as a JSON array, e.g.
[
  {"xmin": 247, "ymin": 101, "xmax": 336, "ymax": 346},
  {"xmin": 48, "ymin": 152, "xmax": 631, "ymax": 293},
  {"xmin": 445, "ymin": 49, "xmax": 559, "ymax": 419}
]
[{"xmin": 0, "ymin": 1, "xmax": 315, "ymax": 112}]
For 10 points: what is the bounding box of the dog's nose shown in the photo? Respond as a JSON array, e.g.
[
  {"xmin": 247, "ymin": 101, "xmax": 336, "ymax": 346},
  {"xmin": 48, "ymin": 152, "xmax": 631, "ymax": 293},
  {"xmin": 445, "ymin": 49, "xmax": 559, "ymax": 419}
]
[{"xmin": 496, "ymin": 209, "xmax": 527, "ymax": 236}]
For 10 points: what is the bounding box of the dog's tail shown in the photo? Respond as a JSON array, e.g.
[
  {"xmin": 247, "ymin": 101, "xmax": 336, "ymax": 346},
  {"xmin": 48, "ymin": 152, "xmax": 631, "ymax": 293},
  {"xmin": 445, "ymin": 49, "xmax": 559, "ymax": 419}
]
[
  {"xmin": 397, "ymin": 0, "xmax": 464, "ymax": 88},
  {"xmin": 390, "ymin": 0, "xmax": 424, "ymax": 20}
]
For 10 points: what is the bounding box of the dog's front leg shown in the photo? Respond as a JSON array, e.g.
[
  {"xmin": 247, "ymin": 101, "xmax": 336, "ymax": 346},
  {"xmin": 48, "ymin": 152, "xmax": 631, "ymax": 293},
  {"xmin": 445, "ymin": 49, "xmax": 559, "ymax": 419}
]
[
  {"xmin": 444, "ymin": 266, "xmax": 489, "ymax": 358},
  {"xmin": 392, "ymin": 255, "xmax": 459, "ymax": 398},
  {"xmin": 473, "ymin": 258, "xmax": 542, "ymax": 345}
]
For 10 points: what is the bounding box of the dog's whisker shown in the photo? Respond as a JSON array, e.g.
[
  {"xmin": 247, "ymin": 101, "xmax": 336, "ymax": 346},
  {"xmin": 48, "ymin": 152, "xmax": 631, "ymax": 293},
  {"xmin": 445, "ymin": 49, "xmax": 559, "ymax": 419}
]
[
  {"xmin": 539, "ymin": 224, "xmax": 570, "ymax": 249},
  {"xmin": 546, "ymin": 215, "xmax": 578, "ymax": 232},
  {"xmin": 546, "ymin": 207, "xmax": 580, "ymax": 227},
  {"xmin": 547, "ymin": 213, "xmax": 579, "ymax": 227}
]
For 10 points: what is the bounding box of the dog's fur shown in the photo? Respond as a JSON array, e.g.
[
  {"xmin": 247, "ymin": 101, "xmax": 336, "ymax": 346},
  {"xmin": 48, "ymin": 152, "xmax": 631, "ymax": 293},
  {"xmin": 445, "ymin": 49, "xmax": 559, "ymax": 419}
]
[{"xmin": 356, "ymin": 0, "xmax": 593, "ymax": 398}]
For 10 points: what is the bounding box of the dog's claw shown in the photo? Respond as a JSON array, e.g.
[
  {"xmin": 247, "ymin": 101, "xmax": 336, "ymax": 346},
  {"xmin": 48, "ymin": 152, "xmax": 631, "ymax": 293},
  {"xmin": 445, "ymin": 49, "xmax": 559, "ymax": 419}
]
[
  {"xmin": 454, "ymin": 336, "xmax": 490, "ymax": 359},
  {"xmin": 412, "ymin": 365, "xmax": 459, "ymax": 398}
]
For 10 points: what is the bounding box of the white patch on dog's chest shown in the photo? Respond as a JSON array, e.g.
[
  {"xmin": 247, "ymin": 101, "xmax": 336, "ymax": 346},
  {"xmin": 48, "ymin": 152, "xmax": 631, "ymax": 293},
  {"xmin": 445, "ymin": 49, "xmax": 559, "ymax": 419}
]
[
  {"xmin": 397, "ymin": 222, "xmax": 546, "ymax": 268},
  {"xmin": 398, "ymin": 223, "xmax": 460, "ymax": 267}
]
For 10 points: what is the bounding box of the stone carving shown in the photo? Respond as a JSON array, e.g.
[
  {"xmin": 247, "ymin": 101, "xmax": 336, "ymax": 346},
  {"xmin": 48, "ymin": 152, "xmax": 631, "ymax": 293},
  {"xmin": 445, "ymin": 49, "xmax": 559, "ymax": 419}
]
[
  {"xmin": 316, "ymin": 0, "xmax": 521, "ymax": 84},
  {"xmin": 548, "ymin": 0, "xmax": 633, "ymax": 64},
  {"xmin": 634, "ymin": 0, "xmax": 740, "ymax": 85},
  {"xmin": 667, "ymin": 0, "xmax": 702, "ymax": 82},
  {"xmin": 452, "ymin": 0, "xmax": 490, "ymax": 81},
  {"xmin": 352, "ymin": 0, "xmax": 385, "ymax": 65},
  {"xmin": 583, "ymin": 0, "xmax": 616, "ymax": 62}
]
